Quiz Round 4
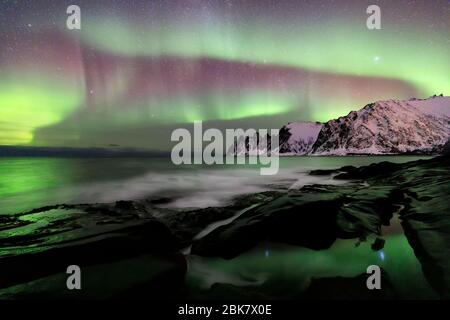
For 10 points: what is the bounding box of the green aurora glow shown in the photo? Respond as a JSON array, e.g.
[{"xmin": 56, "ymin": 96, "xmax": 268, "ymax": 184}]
[{"xmin": 0, "ymin": 1, "xmax": 448, "ymax": 149}]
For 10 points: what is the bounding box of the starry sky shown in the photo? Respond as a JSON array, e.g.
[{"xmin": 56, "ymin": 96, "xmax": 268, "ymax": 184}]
[{"xmin": 0, "ymin": 0, "xmax": 449, "ymax": 150}]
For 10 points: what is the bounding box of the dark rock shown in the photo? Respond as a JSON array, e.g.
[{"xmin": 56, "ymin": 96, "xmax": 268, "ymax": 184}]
[
  {"xmin": 149, "ymin": 197, "xmax": 174, "ymax": 205},
  {"xmin": 340, "ymin": 165, "xmax": 357, "ymax": 171},
  {"xmin": 115, "ymin": 200, "xmax": 134, "ymax": 210},
  {"xmin": 191, "ymin": 191, "xmax": 343, "ymax": 259},
  {"xmin": 334, "ymin": 161, "xmax": 402, "ymax": 180},
  {"xmin": 0, "ymin": 254, "xmax": 187, "ymax": 300},
  {"xmin": 0, "ymin": 217, "xmax": 180, "ymax": 289},
  {"xmin": 371, "ymin": 237, "xmax": 385, "ymax": 251},
  {"xmin": 442, "ymin": 138, "xmax": 450, "ymax": 156},
  {"xmin": 191, "ymin": 181, "xmax": 398, "ymax": 259},
  {"xmin": 158, "ymin": 192, "xmax": 278, "ymax": 247},
  {"xmin": 309, "ymin": 169, "xmax": 338, "ymax": 176},
  {"xmin": 395, "ymin": 156, "xmax": 450, "ymax": 298}
]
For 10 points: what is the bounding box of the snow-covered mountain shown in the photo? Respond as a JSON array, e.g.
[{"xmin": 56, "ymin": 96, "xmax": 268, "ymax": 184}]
[
  {"xmin": 311, "ymin": 96, "xmax": 450, "ymax": 155},
  {"xmin": 229, "ymin": 96, "xmax": 450, "ymax": 156},
  {"xmin": 228, "ymin": 122, "xmax": 322, "ymax": 156},
  {"xmin": 278, "ymin": 122, "xmax": 322, "ymax": 155}
]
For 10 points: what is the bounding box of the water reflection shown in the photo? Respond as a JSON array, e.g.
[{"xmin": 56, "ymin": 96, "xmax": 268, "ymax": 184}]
[{"xmin": 187, "ymin": 218, "xmax": 437, "ymax": 299}]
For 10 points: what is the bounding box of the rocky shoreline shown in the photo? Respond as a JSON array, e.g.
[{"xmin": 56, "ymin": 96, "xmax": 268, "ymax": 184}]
[{"xmin": 0, "ymin": 154, "xmax": 449, "ymax": 299}]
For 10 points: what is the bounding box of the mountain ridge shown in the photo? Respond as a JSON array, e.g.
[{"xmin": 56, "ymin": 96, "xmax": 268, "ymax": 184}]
[{"xmin": 310, "ymin": 96, "xmax": 450, "ymax": 155}]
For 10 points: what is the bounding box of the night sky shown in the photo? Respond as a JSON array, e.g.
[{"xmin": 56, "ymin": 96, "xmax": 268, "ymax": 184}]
[{"xmin": 0, "ymin": 0, "xmax": 448, "ymax": 150}]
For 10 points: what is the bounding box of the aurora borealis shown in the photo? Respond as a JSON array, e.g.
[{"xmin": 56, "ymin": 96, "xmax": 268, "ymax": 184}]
[{"xmin": 0, "ymin": 0, "xmax": 448, "ymax": 150}]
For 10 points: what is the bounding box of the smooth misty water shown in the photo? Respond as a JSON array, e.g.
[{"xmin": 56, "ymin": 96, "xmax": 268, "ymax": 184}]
[
  {"xmin": 0, "ymin": 156, "xmax": 429, "ymax": 215},
  {"xmin": 0, "ymin": 156, "xmax": 437, "ymax": 299}
]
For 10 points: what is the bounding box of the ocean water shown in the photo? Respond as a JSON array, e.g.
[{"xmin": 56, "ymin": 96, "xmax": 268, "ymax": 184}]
[
  {"xmin": 0, "ymin": 155, "xmax": 438, "ymax": 299},
  {"xmin": 0, "ymin": 156, "xmax": 429, "ymax": 215}
]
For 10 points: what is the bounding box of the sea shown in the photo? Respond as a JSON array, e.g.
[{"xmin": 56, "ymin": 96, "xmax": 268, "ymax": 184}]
[
  {"xmin": 0, "ymin": 156, "xmax": 429, "ymax": 215},
  {"xmin": 0, "ymin": 156, "xmax": 438, "ymax": 299}
]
